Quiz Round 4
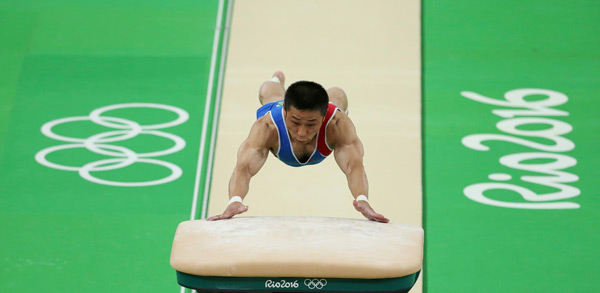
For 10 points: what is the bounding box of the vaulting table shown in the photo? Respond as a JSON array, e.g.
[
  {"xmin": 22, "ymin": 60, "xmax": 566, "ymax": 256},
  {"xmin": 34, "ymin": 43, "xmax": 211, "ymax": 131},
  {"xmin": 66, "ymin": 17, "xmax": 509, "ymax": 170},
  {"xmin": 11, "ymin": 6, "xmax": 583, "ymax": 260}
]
[{"xmin": 170, "ymin": 217, "xmax": 423, "ymax": 292}]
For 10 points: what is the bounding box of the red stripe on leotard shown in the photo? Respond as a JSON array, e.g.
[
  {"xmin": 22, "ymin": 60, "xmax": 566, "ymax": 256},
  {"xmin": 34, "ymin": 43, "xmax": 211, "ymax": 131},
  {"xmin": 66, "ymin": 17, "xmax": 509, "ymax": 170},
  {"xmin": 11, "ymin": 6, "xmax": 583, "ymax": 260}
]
[{"xmin": 317, "ymin": 104, "xmax": 337, "ymax": 156}]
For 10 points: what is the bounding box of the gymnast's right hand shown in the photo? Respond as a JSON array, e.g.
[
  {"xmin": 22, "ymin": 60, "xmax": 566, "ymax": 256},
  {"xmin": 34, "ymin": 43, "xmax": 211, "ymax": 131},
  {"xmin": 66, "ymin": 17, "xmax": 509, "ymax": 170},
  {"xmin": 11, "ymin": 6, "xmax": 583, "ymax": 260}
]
[{"xmin": 207, "ymin": 202, "xmax": 249, "ymax": 221}]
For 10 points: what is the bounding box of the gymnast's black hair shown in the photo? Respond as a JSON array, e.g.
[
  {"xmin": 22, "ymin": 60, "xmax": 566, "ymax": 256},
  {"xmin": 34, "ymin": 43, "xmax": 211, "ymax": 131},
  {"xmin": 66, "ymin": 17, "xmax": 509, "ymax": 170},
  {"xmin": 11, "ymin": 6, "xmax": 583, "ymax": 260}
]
[{"xmin": 284, "ymin": 81, "xmax": 329, "ymax": 117}]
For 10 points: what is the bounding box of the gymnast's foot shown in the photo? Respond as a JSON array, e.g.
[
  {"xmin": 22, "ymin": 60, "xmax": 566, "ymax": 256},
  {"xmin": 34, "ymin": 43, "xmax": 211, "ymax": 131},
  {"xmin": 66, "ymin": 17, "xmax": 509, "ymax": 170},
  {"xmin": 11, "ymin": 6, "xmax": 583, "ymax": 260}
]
[{"xmin": 271, "ymin": 70, "xmax": 285, "ymax": 87}]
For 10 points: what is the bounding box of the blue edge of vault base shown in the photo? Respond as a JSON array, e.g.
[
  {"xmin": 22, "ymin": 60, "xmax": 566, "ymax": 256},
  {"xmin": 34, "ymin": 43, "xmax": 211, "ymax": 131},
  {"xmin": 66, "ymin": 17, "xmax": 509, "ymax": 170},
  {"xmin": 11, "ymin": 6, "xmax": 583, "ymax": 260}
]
[{"xmin": 177, "ymin": 270, "xmax": 420, "ymax": 292}]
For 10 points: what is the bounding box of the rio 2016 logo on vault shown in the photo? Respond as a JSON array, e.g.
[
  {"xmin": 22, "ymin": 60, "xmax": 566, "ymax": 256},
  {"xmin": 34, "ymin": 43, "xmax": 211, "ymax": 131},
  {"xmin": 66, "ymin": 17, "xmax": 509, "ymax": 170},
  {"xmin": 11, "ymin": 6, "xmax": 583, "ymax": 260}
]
[
  {"xmin": 35, "ymin": 103, "xmax": 188, "ymax": 187},
  {"xmin": 263, "ymin": 279, "xmax": 327, "ymax": 290}
]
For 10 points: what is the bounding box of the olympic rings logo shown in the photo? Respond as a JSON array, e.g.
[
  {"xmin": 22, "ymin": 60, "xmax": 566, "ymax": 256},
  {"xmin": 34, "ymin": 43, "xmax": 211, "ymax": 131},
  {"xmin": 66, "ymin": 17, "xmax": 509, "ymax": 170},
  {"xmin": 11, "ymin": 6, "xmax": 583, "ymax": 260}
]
[
  {"xmin": 35, "ymin": 103, "xmax": 189, "ymax": 187},
  {"xmin": 304, "ymin": 279, "xmax": 327, "ymax": 290}
]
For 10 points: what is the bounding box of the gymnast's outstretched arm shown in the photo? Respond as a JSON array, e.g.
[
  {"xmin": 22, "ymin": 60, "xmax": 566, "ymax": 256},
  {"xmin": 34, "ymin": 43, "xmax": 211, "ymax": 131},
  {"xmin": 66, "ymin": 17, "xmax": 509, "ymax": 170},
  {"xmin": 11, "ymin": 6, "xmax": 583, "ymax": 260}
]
[
  {"xmin": 332, "ymin": 114, "xmax": 390, "ymax": 223},
  {"xmin": 207, "ymin": 118, "xmax": 272, "ymax": 221}
]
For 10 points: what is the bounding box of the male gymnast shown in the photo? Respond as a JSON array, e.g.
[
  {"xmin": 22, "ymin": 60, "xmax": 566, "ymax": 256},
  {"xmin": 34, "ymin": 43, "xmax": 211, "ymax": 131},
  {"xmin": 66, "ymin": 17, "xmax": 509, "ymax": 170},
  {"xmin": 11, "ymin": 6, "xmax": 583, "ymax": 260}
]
[{"xmin": 207, "ymin": 71, "xmax": 389, "ymax": 223}]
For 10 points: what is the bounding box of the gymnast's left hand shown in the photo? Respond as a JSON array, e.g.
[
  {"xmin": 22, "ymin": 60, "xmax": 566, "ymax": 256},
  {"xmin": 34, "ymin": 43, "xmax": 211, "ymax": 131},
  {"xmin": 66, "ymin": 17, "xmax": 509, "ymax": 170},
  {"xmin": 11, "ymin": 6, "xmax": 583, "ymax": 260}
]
[
  {"xmin": 353, "ymin": 200, "xmax": 390, "ymax": 223},
  {"xmin": 206, "ymin": 202, "xmax": 248, "ymax": 221}
]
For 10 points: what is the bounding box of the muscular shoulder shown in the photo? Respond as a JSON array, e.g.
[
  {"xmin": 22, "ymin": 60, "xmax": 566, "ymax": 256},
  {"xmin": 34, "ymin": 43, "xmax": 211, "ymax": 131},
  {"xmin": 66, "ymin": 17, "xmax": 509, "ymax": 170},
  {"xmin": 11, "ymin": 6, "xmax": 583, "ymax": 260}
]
[
  {"xmin": 326, "ymin": 110, "xmax": 358, "ymax": 148},
  {"xmin": 248, "ymin": 114, "xmax": 278, "ymax": 149}
]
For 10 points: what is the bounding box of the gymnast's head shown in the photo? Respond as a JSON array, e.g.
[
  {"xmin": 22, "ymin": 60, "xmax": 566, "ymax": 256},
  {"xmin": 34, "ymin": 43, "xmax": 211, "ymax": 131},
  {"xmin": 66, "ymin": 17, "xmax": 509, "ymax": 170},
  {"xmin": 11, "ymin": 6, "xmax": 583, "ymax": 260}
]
[{"xmin": 283, "ymin": 81, "xmax": 329, "ymax": 144}]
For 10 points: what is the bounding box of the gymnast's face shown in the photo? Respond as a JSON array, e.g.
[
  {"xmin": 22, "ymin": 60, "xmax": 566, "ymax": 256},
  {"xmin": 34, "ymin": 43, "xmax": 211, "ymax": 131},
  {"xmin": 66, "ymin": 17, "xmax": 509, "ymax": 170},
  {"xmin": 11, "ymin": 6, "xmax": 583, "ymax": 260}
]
[{"xmin": 284, "ymin": 106, "xmax": 324, "ymax": 144}]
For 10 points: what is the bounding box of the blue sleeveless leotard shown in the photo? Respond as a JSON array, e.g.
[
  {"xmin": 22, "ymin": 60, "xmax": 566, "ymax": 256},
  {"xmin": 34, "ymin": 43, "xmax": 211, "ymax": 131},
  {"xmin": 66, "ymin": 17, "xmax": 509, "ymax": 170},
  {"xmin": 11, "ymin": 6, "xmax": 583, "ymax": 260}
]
[{"xmin": 256, "ymin": 101, "xmax": 338, "ymax": 167}]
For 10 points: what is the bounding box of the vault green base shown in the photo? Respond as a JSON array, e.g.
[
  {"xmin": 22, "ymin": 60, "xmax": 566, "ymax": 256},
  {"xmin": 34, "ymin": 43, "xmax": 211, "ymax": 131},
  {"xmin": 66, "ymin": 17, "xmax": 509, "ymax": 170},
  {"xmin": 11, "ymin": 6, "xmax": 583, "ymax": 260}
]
[{"xmin": 176, "ymin": 270, "xmax": 420, "ymax": 292}]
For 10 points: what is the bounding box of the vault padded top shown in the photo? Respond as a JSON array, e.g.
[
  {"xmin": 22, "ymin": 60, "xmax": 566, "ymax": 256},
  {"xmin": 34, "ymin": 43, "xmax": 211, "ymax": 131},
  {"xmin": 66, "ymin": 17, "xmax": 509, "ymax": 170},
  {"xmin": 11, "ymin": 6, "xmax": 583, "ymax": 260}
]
[{"xmin": 170, "ymin": 217, "xmax": 423, "ymax": 279}]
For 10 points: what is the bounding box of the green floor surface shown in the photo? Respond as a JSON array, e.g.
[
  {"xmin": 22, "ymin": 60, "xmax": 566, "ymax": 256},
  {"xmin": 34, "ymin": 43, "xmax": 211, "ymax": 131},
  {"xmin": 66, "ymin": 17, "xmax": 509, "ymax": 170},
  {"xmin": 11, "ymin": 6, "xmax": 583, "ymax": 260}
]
[
  {"xmin": 0, "ymin": 1, "xmax": 228, "ymax": 291},
  {"xmin": 423, "ymin": 0, "xmax": 600, "ymax": 292}
]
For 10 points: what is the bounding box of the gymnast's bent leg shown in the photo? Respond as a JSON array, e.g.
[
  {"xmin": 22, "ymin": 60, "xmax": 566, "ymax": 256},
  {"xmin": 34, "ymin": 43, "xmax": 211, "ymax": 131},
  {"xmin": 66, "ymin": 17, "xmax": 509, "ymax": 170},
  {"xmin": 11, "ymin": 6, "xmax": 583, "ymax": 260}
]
[
  {"xmin": 258, "ymin": 71, "xmax": 286, "ymax": 105},
  {"xmin": 327, "ymin": 86, "xmax": 349, "ymax": 114}
]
